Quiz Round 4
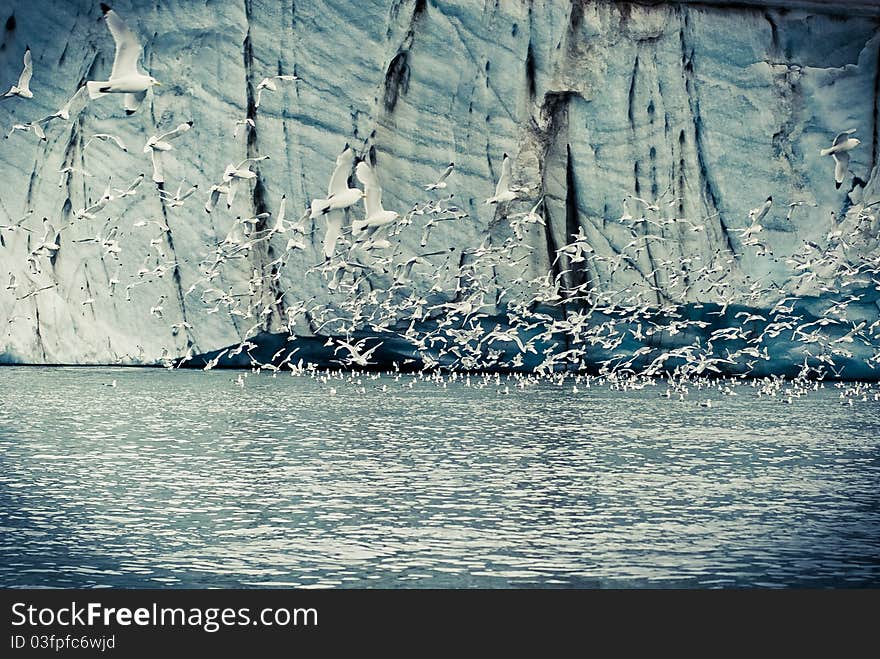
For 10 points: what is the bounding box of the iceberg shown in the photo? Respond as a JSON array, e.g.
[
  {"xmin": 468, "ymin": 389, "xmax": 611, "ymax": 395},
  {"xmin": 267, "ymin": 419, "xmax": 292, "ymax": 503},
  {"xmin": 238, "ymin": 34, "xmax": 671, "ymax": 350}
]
[{"xmin": 0, "ymin": 0, "xmax": 878, "ymax": 378}]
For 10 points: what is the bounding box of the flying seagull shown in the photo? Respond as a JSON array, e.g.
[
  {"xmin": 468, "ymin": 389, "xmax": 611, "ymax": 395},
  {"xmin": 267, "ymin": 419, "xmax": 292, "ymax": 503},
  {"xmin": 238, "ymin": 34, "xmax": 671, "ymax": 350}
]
[
  {"xmin": 86, "ymin": 3, "xmax": 161, "ymax": 115},
  {"xmin": 143, "ymin": 121, "xmax": 193, "ymax": 183},
  {"xmin": 820, "ymin": 129, "xmax": 860, "ymax": 189},
  {"xmin": 310, "ymin": 145, "xmax": 361, "ymax": 258},
  {"xmin": 353, "ymin": 160, "xmax": 399, "ymax": 233},
  {"xmin": 2, "ymin": 47, "xmax": 33, "ymax": 100},
  {"xmin": 255, "ymin": 75, "xmax": 298, "ymax": 108},
  {"xmin": 425, "ymin": 163, "xmax": 454, "ymax": 191},
  {"xmin": 485, "ymin": 153, "xmax": 519, "ymax": 204}
]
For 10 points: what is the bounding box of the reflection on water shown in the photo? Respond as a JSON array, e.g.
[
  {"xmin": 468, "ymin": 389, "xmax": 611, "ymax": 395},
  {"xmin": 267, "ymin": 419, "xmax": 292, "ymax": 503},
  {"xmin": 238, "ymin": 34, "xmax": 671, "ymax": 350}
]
[{"xmin": 0, "ymin": 366, "xmax": 878, "ymax": 588}]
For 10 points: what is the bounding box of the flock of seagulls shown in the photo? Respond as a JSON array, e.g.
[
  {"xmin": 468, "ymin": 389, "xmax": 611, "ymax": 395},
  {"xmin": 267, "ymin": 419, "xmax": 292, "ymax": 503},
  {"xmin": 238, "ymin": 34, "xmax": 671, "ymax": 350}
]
[{"xmin": 0, "ymin": 3, "xmax": 879, "ymax": 401}]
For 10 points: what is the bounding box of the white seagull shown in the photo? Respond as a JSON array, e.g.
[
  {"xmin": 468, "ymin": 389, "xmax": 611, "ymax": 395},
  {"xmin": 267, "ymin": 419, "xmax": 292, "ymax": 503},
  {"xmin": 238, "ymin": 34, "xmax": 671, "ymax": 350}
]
[
  {"xmin": 310, "ymin": 145, "xmax": 362, "ymax": 218},
  {"xmin": 205, "ymin": 184, "xmax": 230, "ymax": 213},
  {"xmin": 334, "ymin": 338, "xmax": 384, "ymax": 367},
  {"xmin": 425, "ymin": 163, "xmax": 454, "ymax": 190},
  {"xmin": 5, "ymin": 122, "xmax": 45, "ymax": 140},
  {"xmin": 485, "ymin": 153, "xmax": 519, "ymax": 204},
  {"xmin": 32, "ymin": 220, "xmax": 60, "ymax": 256},
  {"xmin": 33, "ymin": 86, "xmax": 90, "ymax": 134},
  {"xmin": 86, "ymin": 3, "xmax": 161, "ymax": 115},
  {"xmin": 113, "ymin": 173, "xmax": 145, "ymax": 198},
  {"xmin": 84, "ymin": 133, "xmax": 127, "ymax": 152},
  {"xmin": 270, "ymin": 195, "xmax": 288, "ymax": 234},
  {"xmin": 748, "ymin": 196, "xmax": 772, "ymax": 223},
  {"xmin": 255, "ymin": 74, "xmax": 298, "ymax": 108},
  {"xmin": 820, "ymin": 129, "xmax": 860, "ymax": 189},
  {"xmin": 2, "ymin": 47, "xmax": 33, "ymax": 100},
  {"xmin": 233, "ymin": 117, "xmax": 254, "ymax": 139},
  {"xmin": 158, "ymin": 180, "xmax": 199, "ymax": 208},
  {"xmin": 143, "ymin": 121, "xmax": 193, "ymax": 183},
  {"xmin": 221, "ymin": 155, "xmax": 268, "ymax": 208},
  {"xmin": 310, "ymin": 145, "xmax": 361, "ymax": 258},
  {"xmin": 353, "ymin": 160, "xmax": 399, "ymax": 233}
]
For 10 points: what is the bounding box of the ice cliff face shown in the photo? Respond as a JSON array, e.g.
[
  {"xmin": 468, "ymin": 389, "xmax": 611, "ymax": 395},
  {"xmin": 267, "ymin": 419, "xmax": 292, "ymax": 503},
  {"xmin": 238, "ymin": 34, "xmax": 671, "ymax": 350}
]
[{"xmin": 0, "ymin": 0, "xmax": 879, "ymax": 375}]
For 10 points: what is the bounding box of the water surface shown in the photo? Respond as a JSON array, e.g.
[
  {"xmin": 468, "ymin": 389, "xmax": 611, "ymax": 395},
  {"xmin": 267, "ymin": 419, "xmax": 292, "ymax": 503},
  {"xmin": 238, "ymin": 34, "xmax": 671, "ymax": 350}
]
[{"xmin": 1, "ymin": 366, "xmax": 878, "ymax": 588}]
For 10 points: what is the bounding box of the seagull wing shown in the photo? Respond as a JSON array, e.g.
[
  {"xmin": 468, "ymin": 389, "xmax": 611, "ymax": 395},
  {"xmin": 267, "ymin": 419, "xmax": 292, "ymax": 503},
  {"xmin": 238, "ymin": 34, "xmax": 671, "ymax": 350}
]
[
  {"xmin": 361, "ymin": 341, "xmax": 384, "ymax": 359},
  {"xmin": 124, "ymin": 173, "xmax": 144, "ymax": 192},
  {"xmin": 18, "ymin": 48, "xmax": 33, "ymax": 90},
  {"xmin": 103, "ymin": 6, "xmax": 143, "ymax": 79},
  {"xmin": 42, "ymin": 222, "xmax": 57, "ymax": 244},
  {"xmin": 832, "ymin": 151, "xmax": 849, "ymax": 188},
  {"xmin": 355, "ymin": 160, "xmax": 381, "ymax": 218},
  {"xmin": 274, "ymin": 195, "xmax": 287, "ymax": 230},
  {"xmin": 226, "ymin": 179, "xmax": 238, "ymax": 207},
  {"xmin": 179, "ymin": 184, "xmax": 198, "ymax": 201},
  {"xmin": 149, "ymin": 150, "xmax": 163, "ymax": 183},
  {"xmin": 494, "ymin": 154, "xmax": 511, "ymax": 197},
  {"xmin": 94, "ymin": 133, "xmax": 127, "ymax": 151},
  {"xmin": 205, "ymin": 186, "xmax": 222, "ymax": 213},
  {"xmin": 157, "ymin": 121, "xmax": 193, "ymax": 142},
  {"xmin": 437, "ymin": 163, "xmax": 454, "ymax": 184},
  {"xmin": 123, "ymin": 90, "xmax": 146, "ymax": 114},
  {"xmin": 40, "ymin": 86, "xmax": 88, "ymax": 123},
  {"xmin": 832, "ymin": 129, "xmax": 857, "ymax": 147},
  {"xmin": 327, "ymin": 146, "xmax": 354, "ymax": 197},
  {"xmin": 323, "ymin": 210, "xmax": 344, "ymax": 258}
]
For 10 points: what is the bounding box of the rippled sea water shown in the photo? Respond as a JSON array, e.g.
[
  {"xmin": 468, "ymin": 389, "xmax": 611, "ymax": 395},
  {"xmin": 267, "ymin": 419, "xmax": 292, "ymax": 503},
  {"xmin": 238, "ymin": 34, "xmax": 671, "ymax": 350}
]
[{"xmin": 0, "ymin": 366, "xmax": 878, "ymax": 588}]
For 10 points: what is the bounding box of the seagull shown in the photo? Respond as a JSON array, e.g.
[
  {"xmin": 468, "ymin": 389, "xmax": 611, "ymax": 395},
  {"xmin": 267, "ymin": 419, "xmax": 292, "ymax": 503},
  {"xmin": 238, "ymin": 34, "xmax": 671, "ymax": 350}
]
[
  {"xmin": 334, "ymin": 338, "xmax": 384, "ymax": 367},
  {"xmin": 73, "ymin": 179, "xmax": 115, "ymax": 220},
  {"xmin": 629, "ymin": 195, "xmax": 660, "ymax": 212},
  {"xmin": 748, "ymin": 196, "xmax": 772, "ymax": 223},
  {"xmin": 84, "ymin": 133, "xmax": 127, "ymax": 152},
  {"xmin": 425, "ymin": 163, "xmax": 454, "ymax": 190},
  {"xmin": 233, "ymin": 117, "xmax": 254, "ymax": 139},
  {"xmin": 393, "ymin": 251, "xmax": 448, "ymax": 285},
  {"xmin": 150, "ymin": 295, "xmax": 165, "ymax": 318},
  {"xmin": 352, "ymin": 160, "xmax": 398, "ymax": 233},
  {"xmin": 269, "ymin": 195, "xmax": 288, "ymax": 234},
  {"xmin": 254, "ymin": 74, "xmax": 298, "ymax": 108},
  {"xmin": 158, "ymin": 180, "xmax": 198, "ymax": 207},
  {"xmin": 143, "ymin": 121, "xmax": 193, "ymax": 183},
  {"xmin": 5, "ymin": 122, "xmax": 45, "ymax": 140},
  {"xmin": 508, "ymin": 197, "xmax": 545, "ymax": 240},
  {"xmin": 485, "ymin": 153, "xmax": 519, "ymax": 204},
  {"xmin": 32, "ymin": 220, "xmax": 60, "ymax": 256},
  {"xmin": 310, "ymin": 145, "xmax": 362, "ymax": 219},
  {"xmin": 785, "ymin": 200, "xmax": 811, "ymax": 221},
  {"xmin": 2, "ymin": 47, "xmax": 33, "ymax": 100},
  {"xmin": 0, "ymin": 210, "xmax": 34, "ymax": 232},
  {"xmin": 205, "ymin": 184, "xmax": 230, "ymax": 213},
  {"xmin": 57, "ymin": 166, "xmax": 93, "ymax": 188},
  {"xmin": 220, "ymin": 155, "xmax": 268, "ymax": 207},
  {"xmin": 113, "ymin": 173, "xmax": 145, "ymax": 198},
  {"xmin": 820, "ymin": 129, "xmax": 860, "ymax": 189},
  {"xmin": 86, "ymin": 3, "xmax": 161, "ymax": 115},
  {"xmin": 618, "ymin": 198, "xmax": 633, "ymax": 222},
  {"xmin": 39, "ymin": 86, "xmax": 89, "ymax": 123},
  {"xmin": 310, "ymin": 145, "xmax": 360, "ymax": 259}
]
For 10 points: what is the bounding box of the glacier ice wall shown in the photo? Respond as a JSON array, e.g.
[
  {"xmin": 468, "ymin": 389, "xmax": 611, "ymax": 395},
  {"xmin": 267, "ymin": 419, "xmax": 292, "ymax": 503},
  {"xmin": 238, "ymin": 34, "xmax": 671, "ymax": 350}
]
[{"xmin": 0, "ymin": 0, "xmax": 878, "ymax": 372}]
